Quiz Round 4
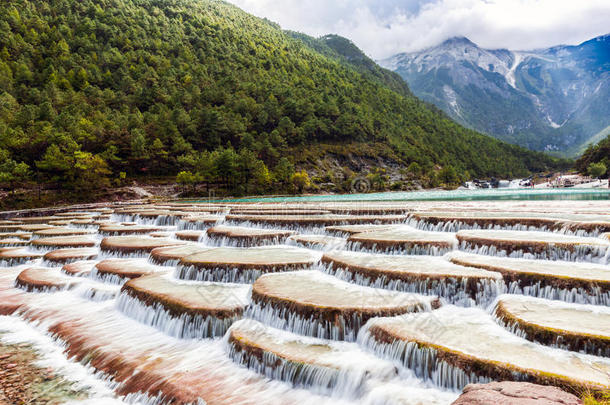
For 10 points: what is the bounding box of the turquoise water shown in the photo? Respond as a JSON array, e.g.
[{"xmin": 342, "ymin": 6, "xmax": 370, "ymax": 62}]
[{"xmin": 196, "ymin": 187, "xmax": 610, "ymax": 203}]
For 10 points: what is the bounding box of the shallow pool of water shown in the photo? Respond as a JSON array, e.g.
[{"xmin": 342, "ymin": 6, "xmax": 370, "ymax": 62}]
[{"xmin": 201, "ymin": 188, "xmax": 610, "ymax": 203}]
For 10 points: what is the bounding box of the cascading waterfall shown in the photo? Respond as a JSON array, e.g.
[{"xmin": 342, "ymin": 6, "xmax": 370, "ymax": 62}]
[
  {"xmin": 246, "ymin": 300, "xmax": 361, "ymax": 341},
  {"xmin": 285, "ymin": 238, "xmax": 347, "ymax": 252},
  {"xmin": 503, "ymin": 280, "xmax": 610, "ymax": 306},
  {"xmin": 458, "ymin": 240, "xmax": 609, "ymax": 264},
  {"xmin": 358, "ymin": 324, "xmax": 492, "ymax": 391},
  {"xmin": 3, "ymin": 199, "xmax": 610, "ymax": 404},
  {"xmin": 0, "ymin": 256, "xmax": 37, "ymax": 267},
  {"xmin": 224, "ymin": 220, "xmax": 328, "ymax": 235},
  {"xmin": 116, "ymin": 292, "xmax": 240, "ymax": 339},
  {"xmin": 406, "ymin": 217, "xmax": 553, "ymax": 234},
  {"xmin": 109, "ymin": 214, "xmax": 181, "ymax": 226},
  {"xmin": 491, "ymin": 309, "xmax": 610, "ymax": 358},
  {"xmin": 41, "ymin": 257, "xmax": 97, "ymax": 267},
  {"xmin": 14, "ymin": 277, "xmax": 74, "ymax": 293},
  {"xmin": 2, "ymin": 240, "xmax": 35, "ymax": 248},
  {"xmin": 489, "ymin": 298, "xmax": 610, "ymax": 357},
  {"xmin": 245, "ymin": 297, "xmax": 430, "ymax": 342},
  {"xmin": 98, "ymin": 249, "xmax": 153, "ymax": 260},
  {"xmin": 69, "ymin": 222, "xmax": 100, "ymax": 229},
  {"xmin": 406, "ymin": 216, "xmax": 607, "ymax": 238},
  {"xmin": 345, "ymin": 241, "xmax": 453, "ymax": 256},
  {"xmin": 72, "ymin": 280, "xmax": 121, "ymax": 302},
  {"xmin": 176, "ymin": 219, "xmax": 221, "ymax": 231},
  {"xmin": 224, "ymin": 319, "xmax": 409, "ymax": 400},
  {"xmin": 148, "ymin": 256, "xmax": 181, "ymax": 267},
  {"xmin": 28, "ymin": 243, "xmax": 98, "ymax": 253},
  {"xmin": 204, "ymin": 235, "xmax": 293, "ymax": 248},
  {"xmin": 319, "ymin": 262, "xmax": 503, "ymax": 307},
  {"xmin": 89, "ymin": 265, "xmax": 129, "ymax": 285},
  {"xmin": 226, "ymin": 336, "xmax": 362, "ymax": 398},
  {"xmin": 176, "ymin": 264, "xmax": 265, "ymax": 284},
  {"xmin": 154, "ymin": 215, "xmax": 179, "ymax": 226}
]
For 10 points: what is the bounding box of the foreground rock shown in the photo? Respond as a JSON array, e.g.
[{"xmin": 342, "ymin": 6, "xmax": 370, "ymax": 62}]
[
  {"xmin": 250, "ymin": 270, "xmax": 437, "ymax": 341},
  {"xmin": 494, "ymin": 295, "xmax": 610, "ymax": 356},
  {"xmin": 0, "ymin": 341, "xmax": 88, "ymax": 404},
  {"xmin": 119, "ymin": 274, "xmax": 250, "ymax": 338},
  {"xmin": 451, "ymin": 381, "xmax": 582, "ymax": 405}
]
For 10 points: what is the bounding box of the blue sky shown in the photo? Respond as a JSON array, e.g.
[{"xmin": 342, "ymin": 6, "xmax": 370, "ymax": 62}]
[{"xmin": 227, "ymin": 0, "xmax": 610, "ymax": 59}]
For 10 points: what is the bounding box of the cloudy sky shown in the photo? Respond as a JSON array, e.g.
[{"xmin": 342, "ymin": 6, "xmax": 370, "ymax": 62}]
[{"xmin": 226, "ymin": 0, "xmax": 610, "ymax": 59}]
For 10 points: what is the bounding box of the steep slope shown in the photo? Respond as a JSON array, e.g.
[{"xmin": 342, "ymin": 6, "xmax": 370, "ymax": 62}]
[
  {"xmin": 575, "ymin": 135, "xmax": 610, "ymax": 176},
  {"xmin": 287, "ymin": 33, "xmax": 413, "ymax": 99},
  {"xmin": 0, "ymin": 0, "xmax": 564, "ymax": 195},
  {"xmin": 382, "ymin": 35, "xmax": 610, "ymax": 155}
]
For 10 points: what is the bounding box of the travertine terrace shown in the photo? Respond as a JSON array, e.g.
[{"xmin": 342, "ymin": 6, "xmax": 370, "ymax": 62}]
[{"xmin": 0, "ymin": 198, "xmax": 609, "ymax": 404}]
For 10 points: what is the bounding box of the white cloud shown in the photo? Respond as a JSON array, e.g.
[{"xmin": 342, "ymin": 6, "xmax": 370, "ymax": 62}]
[{"xmin": 227, "ymin": 0, "xmax": 610, "ymax": 59}]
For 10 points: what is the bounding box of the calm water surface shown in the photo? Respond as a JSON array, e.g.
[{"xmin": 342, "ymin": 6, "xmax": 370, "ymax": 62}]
[{"xmin": 199, "ymin": 188, "xmax": 610, "ymax": 203}]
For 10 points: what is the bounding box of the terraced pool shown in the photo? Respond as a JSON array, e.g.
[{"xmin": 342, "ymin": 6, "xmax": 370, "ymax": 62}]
[{"xmin": 0, "ymin": 198, "xmax": 608, "ymax": 404}]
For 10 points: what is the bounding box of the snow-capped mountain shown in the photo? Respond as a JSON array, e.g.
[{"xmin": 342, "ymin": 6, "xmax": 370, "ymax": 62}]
[{"xmin": 380, "ymin": 34, "xmax": 610, "ymax": 155}]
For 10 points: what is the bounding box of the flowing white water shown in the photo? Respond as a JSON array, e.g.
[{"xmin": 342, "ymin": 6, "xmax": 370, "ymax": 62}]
[
  {"xmin": 176, "ymin": 264, "xmax": 266, "ymax": 284},
  {"xmin": 490, "ymin": 294, "xmax": 610, "ymax": 356},
  {"xmin": 406, "ymin": 215, "xmax": 606, "ymax": 237},
  {"xmin": 358, "ymin": 306, "xmax": 610, "ymax": 391},
  {"xmin": 458, "ymin": 240, "xmax": 610, "ymax": 264},
  {"xmin": 116, "ymin": 292, "xmax": 242, "ymax": 339},
  {"xmin": 503, "ymin": 280, "xmax": 610, "ymax": 306},
  {"xmin": 6, "ymin": 289, "xmax": 422, "ymax": 405},
  {"xmin": 320, "ymin": 262, "xmax": 503, "ymax": 307},
  {"xmin": 345, "ymin": 241, "xmax": 454, "ymax": 256},
  {"xmin": 0, "ymin": 315, "xmax": 127, "ymax": 404},
  {"xmin": 3, "ymin": 200, "xmax": 610, "ymax": 403}
]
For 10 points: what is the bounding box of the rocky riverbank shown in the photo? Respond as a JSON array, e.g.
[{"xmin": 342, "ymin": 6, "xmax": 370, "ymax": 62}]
[{"xmin": 0, "ymin": 341, "xmax": 87, "ymax": 404}]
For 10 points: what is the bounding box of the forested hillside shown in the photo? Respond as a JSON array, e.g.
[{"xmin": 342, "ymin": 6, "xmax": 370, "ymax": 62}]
[
  {"xmin": 0, "ymin": 0, "xmax": 567, "ymax": 198},
  {"xmin": 576, "ymin": 135, "xmax": 609, "ymax": 178}
]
